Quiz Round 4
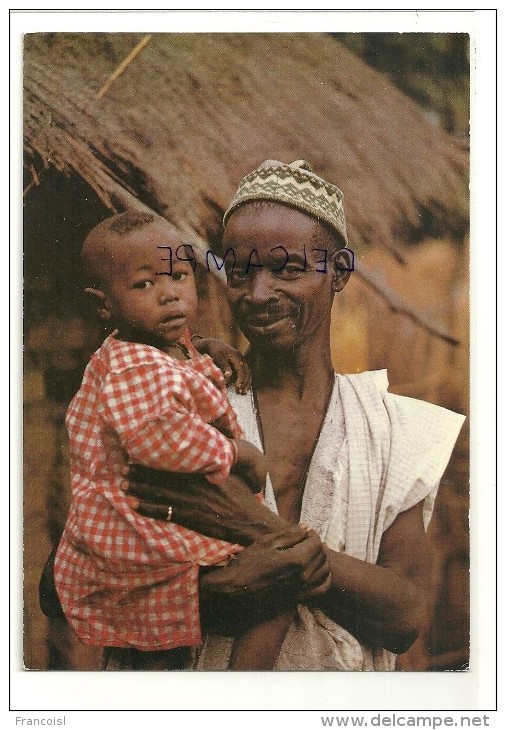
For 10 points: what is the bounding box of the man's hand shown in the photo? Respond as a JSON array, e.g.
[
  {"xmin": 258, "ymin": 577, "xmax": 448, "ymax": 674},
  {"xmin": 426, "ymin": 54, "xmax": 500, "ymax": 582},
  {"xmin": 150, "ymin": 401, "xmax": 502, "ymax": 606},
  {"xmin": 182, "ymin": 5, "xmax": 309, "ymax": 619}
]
[
  {"xmin": 192, "ymin": 337, "xmax": 251, "ymax": 394},
  {"xmin": 209, "ymin": 528, "xmax": 330, "ymax": 598},
  {"xmin": 200, "ymin": 527, "xmax": 331, "ymax": 634}
]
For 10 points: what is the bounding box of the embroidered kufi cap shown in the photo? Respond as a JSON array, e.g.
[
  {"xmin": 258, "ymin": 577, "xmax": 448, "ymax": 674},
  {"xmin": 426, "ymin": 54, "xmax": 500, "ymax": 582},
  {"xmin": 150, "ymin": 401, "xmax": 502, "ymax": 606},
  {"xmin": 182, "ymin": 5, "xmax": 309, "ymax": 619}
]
[{"xmin": 223, "ymin": 159, "xmax": 348, "ymax": 245}]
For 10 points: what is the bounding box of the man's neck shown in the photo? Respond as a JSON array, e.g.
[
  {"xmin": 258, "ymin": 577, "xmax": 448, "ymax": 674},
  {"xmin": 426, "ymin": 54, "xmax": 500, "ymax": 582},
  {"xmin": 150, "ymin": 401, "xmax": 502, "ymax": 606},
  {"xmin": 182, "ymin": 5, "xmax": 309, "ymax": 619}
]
[{"xmin": 249, "ymin": 340, "xmax": 334, "ymax": 400}]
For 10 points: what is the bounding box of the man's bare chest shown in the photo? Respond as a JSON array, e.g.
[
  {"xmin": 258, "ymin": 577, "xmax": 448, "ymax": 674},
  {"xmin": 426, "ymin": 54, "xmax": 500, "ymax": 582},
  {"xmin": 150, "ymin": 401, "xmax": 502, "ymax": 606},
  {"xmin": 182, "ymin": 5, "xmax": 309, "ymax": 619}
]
[{"xmin": 256, "ymin": 399, "xmax": 327, "ymax": 522}]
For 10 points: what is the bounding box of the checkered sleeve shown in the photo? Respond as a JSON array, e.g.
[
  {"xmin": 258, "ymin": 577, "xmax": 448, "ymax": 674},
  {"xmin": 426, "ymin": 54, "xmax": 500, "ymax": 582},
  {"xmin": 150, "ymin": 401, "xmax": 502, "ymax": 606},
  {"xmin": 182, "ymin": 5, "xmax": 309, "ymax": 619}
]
[{"xmin": 98, "ymin": 363, "xmax": 235, "ymax": 484}]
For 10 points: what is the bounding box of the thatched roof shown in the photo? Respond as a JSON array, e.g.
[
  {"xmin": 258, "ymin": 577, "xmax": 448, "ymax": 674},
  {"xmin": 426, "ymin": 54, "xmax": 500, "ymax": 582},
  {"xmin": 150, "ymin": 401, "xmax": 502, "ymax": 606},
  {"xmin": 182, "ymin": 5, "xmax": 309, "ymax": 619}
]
[{"xmin": 24, "ymin": 33, "xmax": 468, "ymax": 256}]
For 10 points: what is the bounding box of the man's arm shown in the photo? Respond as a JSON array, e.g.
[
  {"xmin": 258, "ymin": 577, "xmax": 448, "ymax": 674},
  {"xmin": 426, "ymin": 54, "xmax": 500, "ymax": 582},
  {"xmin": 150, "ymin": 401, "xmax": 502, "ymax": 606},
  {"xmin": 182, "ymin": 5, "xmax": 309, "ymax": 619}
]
[
  {"xmin": 124, "ymin": 468, "xmax": 291, "ymax": 544},
  {"xmin": 310, "ymin": 500, "xmax": 433, "ymax": 654},
  {"xmin": 125, "ymin": 468, "xmax": 432, "ymax": 652},
  {"xmin": 199, "ymin": 500, "xmax": 431, "ymax": 653}
]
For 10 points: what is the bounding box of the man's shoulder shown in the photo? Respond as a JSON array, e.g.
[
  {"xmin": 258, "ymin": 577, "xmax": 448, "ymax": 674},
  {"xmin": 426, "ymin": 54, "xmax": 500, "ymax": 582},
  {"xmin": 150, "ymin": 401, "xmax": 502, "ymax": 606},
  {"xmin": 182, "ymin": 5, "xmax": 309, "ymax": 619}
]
[
  {"xmin": 336, "ymin": 369, "xmax": 389, "ymax": 392},
  {"xmin": 335, "ymin": 369, "xmax": 465, "ymax": 431},
  {"xmin": 335, "ymin": 369, "xmax": 390, "ymax": 414}
]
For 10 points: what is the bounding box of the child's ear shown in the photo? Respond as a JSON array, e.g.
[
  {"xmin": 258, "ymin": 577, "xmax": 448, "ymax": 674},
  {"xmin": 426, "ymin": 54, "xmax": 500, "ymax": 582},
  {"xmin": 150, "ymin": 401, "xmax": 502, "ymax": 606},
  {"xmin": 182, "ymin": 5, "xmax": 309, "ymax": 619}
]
[
  {"xmin": 84, "ymin": 287, "xmax": 112, "ymax": 320},
  {"xmin": 331, "ymin": 248, "xmax": 354, "ymax": 293}
]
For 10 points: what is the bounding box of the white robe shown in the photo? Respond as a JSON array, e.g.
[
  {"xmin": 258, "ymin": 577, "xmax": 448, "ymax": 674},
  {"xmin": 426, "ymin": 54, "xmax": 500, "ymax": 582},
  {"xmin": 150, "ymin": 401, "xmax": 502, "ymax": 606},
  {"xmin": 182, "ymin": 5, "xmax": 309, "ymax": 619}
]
[{"xmin": 194, "ymin": 370, "xmax": 465, "ymax": 671}]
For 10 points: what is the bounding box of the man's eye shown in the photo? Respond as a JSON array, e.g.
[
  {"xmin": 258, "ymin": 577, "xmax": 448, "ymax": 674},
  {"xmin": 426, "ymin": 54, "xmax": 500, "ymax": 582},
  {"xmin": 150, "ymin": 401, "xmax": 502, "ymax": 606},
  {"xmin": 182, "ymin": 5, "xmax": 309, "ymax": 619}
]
[
  {"xmin": 172, "ymin": 272, "xmax": 188, "ymax": 282},
  {"xmin": 133, "ymin": 280, "xmax": 154, "ymax": 289},
  {"xmin": 275, "ymin": 265, "xmax": 302, "ymax": 278},
  {"xmin": 227, "ymin": 268, "xmax": 248, "ymax": 283}
]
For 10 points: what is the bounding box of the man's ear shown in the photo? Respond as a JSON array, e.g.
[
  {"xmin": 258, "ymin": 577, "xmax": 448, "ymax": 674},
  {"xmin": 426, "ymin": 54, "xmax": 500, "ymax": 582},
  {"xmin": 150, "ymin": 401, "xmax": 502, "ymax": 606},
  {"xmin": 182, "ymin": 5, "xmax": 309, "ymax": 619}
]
[
  {"xmin": 84, "ymin": 287, "xmax": 112, "ymax": 320},
  {"xmin": 332, "ymin": 248, "xmax": 354, "ymax": 293}
]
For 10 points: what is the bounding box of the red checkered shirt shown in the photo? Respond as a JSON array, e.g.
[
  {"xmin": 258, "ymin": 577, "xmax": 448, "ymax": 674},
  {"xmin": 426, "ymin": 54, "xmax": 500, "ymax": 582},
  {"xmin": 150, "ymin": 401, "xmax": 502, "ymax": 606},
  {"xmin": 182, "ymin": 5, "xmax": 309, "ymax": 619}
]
[{"xmin": 55, "ymin": 331, "xmax": 243, "ymax": 650}]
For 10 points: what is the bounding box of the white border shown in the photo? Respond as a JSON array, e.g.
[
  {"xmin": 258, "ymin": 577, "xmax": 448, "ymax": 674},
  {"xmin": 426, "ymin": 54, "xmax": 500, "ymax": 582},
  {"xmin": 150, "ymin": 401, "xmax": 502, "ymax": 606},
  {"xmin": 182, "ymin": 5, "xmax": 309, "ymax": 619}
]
[{"xmin": 8, "ymin": 6, "xmax": 498, "ymax": 721}]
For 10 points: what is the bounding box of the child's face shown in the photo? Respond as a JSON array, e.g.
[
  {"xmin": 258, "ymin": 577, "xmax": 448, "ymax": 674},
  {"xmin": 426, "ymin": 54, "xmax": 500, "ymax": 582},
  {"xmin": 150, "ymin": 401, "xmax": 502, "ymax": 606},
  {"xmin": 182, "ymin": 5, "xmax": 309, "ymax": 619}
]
[{"xmin": 100, "ymin": 222, "xmax": 198, "ymax": 347}]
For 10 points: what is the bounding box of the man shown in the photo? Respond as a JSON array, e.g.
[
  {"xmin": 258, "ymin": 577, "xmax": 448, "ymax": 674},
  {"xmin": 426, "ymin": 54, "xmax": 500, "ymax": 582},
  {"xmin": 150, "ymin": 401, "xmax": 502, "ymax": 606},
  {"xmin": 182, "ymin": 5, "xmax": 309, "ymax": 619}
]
[{"xmin": 122, "ymin": 159, "xmax": 465, "ymax": 670}]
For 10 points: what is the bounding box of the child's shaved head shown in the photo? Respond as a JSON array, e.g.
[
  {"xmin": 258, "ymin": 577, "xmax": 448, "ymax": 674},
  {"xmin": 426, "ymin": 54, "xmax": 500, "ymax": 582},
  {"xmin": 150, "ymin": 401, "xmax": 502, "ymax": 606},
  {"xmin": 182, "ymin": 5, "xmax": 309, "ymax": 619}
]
[
  {"xmin": 80, "ymin": 210, "xmax": 198, "ymax": 340},
  {"xmin": 82, "ymin": 210, "xmax": 160, "ymax": 288}
]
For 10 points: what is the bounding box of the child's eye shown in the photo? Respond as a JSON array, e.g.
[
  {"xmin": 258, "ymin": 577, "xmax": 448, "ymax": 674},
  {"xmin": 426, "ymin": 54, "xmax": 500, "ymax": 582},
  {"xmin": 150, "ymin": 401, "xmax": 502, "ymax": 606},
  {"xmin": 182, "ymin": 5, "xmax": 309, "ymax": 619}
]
[
  {"xmin": 172, "ymin": 272, "xmax": 188, "ymax": 282},
  {"xmin": 133, "ymin": 279, "xmax": 154, "ymax": 289}
]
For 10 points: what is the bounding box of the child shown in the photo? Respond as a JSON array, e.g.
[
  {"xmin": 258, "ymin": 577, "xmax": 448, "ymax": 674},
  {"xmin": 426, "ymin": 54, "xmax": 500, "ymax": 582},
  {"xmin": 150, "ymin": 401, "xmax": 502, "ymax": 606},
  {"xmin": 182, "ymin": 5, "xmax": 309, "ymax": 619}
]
[{"xmin": 54, "ymin": 210, "xmax": 276, "ymax": 670}]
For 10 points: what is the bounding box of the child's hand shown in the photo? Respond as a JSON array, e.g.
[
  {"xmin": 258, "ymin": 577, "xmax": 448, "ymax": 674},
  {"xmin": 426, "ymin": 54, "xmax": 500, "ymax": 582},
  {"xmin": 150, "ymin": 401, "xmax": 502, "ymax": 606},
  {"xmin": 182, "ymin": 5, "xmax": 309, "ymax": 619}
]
[
  {"xmin": 192, "ymin": 337, "xmax": 251, "ymax": 394},
  {"xmin": 231, "ymin": 439, "xmax": 267, "ymax": 496}
]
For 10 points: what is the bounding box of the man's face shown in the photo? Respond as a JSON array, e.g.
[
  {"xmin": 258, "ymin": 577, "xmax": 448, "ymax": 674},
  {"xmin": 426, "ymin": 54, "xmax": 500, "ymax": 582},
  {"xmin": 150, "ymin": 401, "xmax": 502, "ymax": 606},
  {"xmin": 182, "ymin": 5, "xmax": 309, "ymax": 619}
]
[
  {"xmin": 223, "ymin": 203, "xmax": 336, "ymax": 351},
  {"xmin": 101, "ymin": 222, "xmax": 198, "ymax": 346}
]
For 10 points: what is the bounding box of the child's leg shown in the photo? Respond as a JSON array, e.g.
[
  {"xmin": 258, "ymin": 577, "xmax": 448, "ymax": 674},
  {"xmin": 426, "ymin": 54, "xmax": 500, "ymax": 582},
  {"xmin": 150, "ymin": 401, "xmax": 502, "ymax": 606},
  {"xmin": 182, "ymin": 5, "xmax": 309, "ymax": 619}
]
[
  {"xmin": 102, "ymin": 646, "xmax": 192, "ymax": 670},
  {"xmin": 228, "ymin": 610, "xmax": 295, "ymax": 670},
  {"xmin": 132, "ymin": 646, "xmax": 192, "ymax": 670}
]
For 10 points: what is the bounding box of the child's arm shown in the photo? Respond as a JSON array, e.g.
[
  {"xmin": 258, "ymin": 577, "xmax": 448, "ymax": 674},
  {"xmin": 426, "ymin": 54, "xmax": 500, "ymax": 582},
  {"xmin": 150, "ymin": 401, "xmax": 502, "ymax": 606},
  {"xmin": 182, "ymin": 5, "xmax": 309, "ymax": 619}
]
[
  {"xmin": 191, "ymin": 336, "xmax": 251, "ymax": 394},
  {"xmin": 99, "ymin": 364, "xmax": 236, "ymax": 484},
  {"xmin": 231, "ymin": 439, "xmax": 267, "ymax": 498}
]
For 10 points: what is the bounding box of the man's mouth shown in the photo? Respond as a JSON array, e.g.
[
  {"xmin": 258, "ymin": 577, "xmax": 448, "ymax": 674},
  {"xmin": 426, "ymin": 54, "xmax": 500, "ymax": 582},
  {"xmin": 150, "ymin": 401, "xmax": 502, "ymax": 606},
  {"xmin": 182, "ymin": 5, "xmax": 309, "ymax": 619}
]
[{"xmin": 243, "ymin": 310, "xmax": 292, "ymax": 333}]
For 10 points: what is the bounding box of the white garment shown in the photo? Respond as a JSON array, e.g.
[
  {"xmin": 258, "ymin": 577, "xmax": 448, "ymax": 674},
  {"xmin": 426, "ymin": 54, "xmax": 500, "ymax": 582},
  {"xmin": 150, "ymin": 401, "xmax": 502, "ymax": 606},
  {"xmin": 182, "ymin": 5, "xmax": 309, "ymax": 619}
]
[{"xmin": 195, "ymin": 370, "xmax": 465, "ymax": 671}]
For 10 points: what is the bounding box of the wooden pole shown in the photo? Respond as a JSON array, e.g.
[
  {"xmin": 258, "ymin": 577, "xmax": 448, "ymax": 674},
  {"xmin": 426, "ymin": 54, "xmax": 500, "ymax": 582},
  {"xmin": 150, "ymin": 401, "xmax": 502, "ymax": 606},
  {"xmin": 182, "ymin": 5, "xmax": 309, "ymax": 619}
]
[{"xmin": 96, "ymin": 35, "xmax": 152, "ymax": 99}]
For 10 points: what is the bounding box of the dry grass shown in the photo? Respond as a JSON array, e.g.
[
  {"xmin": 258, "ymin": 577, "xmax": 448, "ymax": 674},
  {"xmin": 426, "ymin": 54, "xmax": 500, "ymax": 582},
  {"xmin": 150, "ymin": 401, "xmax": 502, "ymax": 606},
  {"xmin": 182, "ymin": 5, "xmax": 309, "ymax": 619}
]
[{"xmin": 24, "ymin": 33, "xmax": 469, "ymax": 252}]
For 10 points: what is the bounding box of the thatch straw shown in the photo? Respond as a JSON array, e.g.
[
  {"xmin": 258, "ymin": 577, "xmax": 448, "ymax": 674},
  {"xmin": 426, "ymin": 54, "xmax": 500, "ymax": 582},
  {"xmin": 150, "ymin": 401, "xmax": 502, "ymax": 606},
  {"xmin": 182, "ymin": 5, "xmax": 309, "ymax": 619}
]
[
  {"xmin": 24, "ymin": 33, "xmax": 468, "ymax": 250},
  {"xmin": 23, "ymin": 33, "xmax": 468, "ymax": 342}
]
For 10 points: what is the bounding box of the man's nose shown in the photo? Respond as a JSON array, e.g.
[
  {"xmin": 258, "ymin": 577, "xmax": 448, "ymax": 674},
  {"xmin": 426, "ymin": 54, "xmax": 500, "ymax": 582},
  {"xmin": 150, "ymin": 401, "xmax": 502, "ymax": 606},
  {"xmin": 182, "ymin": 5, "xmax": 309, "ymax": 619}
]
[
  {"xmin": 244, "ymin": 271, "xmax": 278, "ymax": 305},
  {"xmin": 157, "ymin": 277, "xmax": 178, "ymax": 303}
]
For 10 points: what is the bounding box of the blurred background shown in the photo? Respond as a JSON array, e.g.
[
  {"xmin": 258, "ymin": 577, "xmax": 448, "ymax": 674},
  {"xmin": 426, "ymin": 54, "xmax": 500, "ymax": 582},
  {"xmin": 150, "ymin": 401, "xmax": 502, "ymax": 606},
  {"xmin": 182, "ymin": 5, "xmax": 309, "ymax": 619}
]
[{"xmin": 23, "ymin": 32, "xmax": 469, "ymax": 671}]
